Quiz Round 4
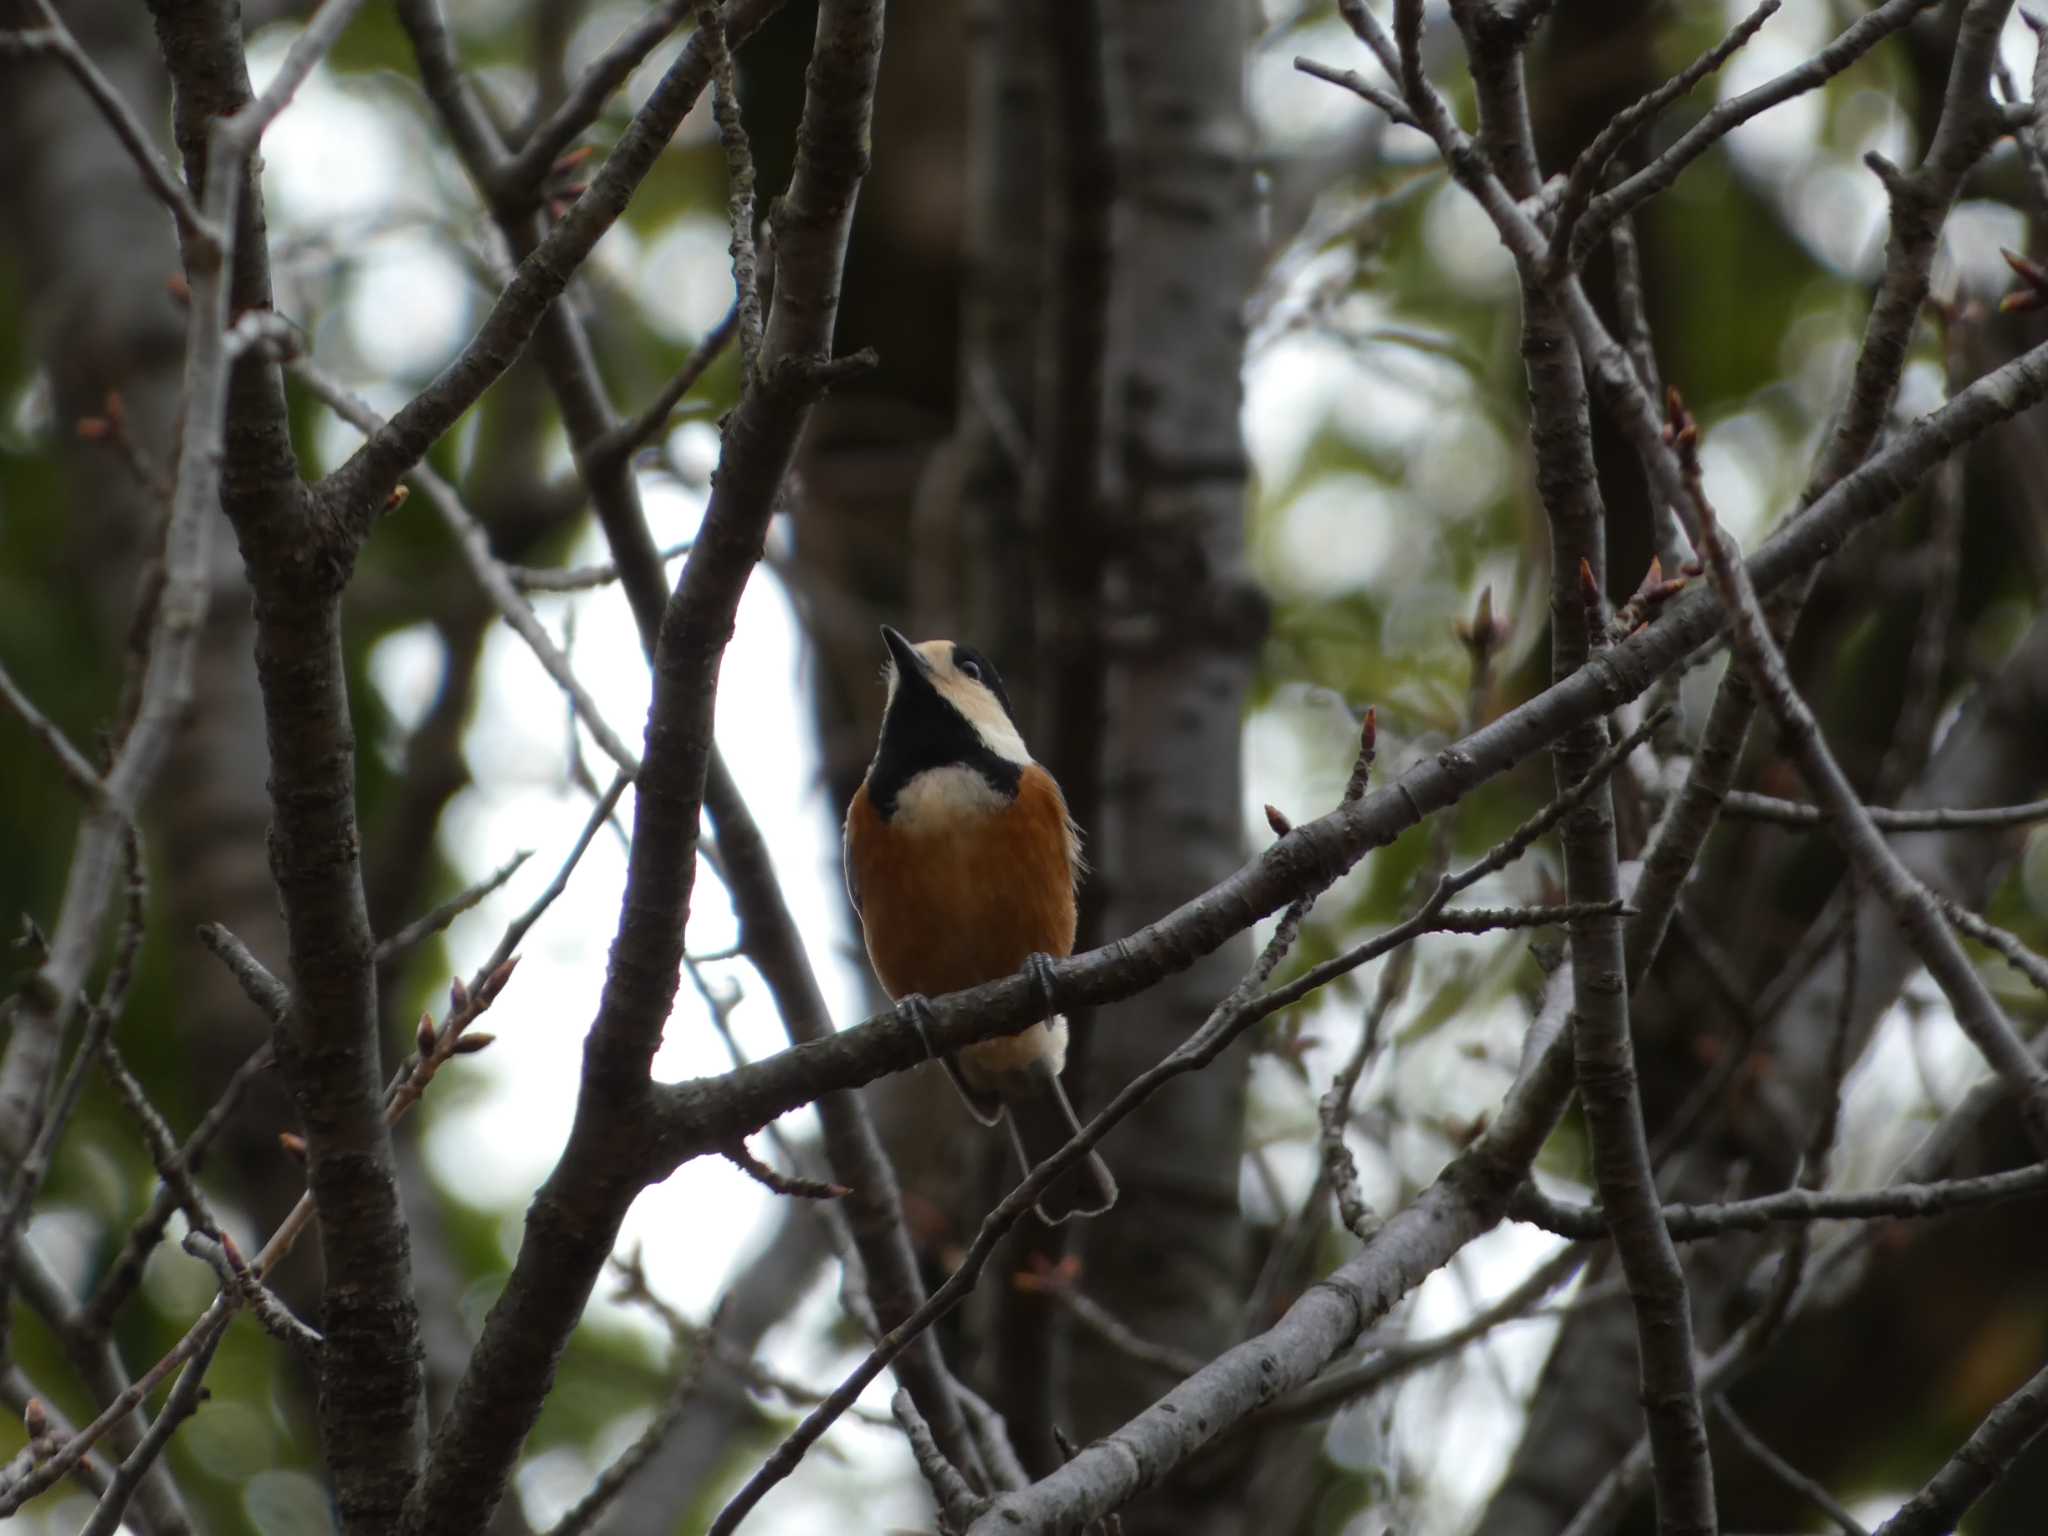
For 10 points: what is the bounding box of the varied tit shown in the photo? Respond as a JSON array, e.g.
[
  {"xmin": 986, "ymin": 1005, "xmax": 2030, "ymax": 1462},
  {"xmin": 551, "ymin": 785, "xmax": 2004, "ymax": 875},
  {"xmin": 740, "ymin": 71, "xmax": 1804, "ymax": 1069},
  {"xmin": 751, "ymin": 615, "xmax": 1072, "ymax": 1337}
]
[{"xmin": 842, "ymin": 626, "xmax": 1118, "ymax": 1223}]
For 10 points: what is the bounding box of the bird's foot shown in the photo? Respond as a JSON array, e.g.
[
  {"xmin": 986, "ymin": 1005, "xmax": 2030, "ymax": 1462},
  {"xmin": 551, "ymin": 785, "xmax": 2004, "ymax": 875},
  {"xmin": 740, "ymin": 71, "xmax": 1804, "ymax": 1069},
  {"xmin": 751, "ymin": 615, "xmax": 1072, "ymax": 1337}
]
[
  {"xmin": 894, "ymin": 993, "xmax": 941, "ymax": 1061},
  {"xmin": 1023, "ymin": 952, "xmax": 1060, "ymax": 1021}
]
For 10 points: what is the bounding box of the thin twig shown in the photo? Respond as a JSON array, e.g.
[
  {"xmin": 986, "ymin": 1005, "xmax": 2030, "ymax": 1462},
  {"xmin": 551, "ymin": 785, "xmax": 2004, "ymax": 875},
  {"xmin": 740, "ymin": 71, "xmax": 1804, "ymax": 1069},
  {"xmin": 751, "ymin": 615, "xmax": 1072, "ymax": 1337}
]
[
  {"xmin": 1717, "ymin": 791, "xmax": 2048, "ymax": 832},
  {"xmin": 894, "ymin": 1389, "xmax": 988, "ymax": 1532},
  {"xmin": 1046, "ymin": 1287, "xmax": 1207, "ymax": 1380},
  {"xmin": 195, "ymin": 922, "xmax": 292, "ymax": 1024},
  {"xmin": 1512, "ymin": 1160, "xmax": 2048, "ymax": 1240},
  {"xmin": 1546, "ymin": 0, "xmax": 1780, "ymax": 273},
  {"xmin": 295, "ymin": 360, "xmax": 645, "ymax": 781},
  {"xmin": 0, "ymin": 658, "xmax": 104, "ymax": 800},
  {"xmin": 1712, "ymin": 1396, "xmax": 1871, "ymax": 1536},
  {"xmin": 11, "ymin": 0, "xmax": 208, "ymax": 236},
  {"xmin": 588, "ymin": 308, "xmax": 740, "ymax": 470},
  {"xmin": 705, "ymin": 887, "xmax": 1602, "ymax": 1534},
  {"xmin": 702, "ymin": 11, "xmax": 763, "ymax": 372},
  {"xmin": 75, "ymin": 1315, "xmax": 227, "ymax": 1536},
  {"xmin": 1261, "ymin": 1245, "xmax": 1592, "ymax": 1424},
  {"xmin": 181, "ymin": 1230, "xmax": 324, "ymax": 1354},
  {"xmin": 540, "ymin": 1301, "xmax": 728, "ymax": 1536},
  {"xmin": 507, "ymin": 540, "xmax": 695, "ymax": 593},
  {"xmin": 499, "ymin": 0, "xmax": 701, "ymax": 196},
  {"xmin": 82, "ymin": 1042, "xmax": 276, "ymax": 1335},
  {"xmin": 1683, "ymin": 416, "xmax": 2048, "ymax": 1156},
  {"xmin": 722, "ymin": 1139, "xmax": 850, "ymax": 1200},
  {"xmin": 1564, "ymin": 0, "xmax": 1941, "ymax": 268},
  {"xmin": 374, "ymin": 849, "xmax": 533, "ymax": 966},
  {"xmin": 1940, "ymin": 898, "xmax": 2048, "ymax": 997}
]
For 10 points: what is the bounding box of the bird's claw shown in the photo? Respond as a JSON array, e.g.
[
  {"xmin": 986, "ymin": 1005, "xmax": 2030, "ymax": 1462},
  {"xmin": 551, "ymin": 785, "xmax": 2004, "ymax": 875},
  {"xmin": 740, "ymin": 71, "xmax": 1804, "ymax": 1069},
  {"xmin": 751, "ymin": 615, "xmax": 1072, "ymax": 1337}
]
[
  {"xmin": 1023, "ymin": 952, "xmax": 1060, "ymax": 1021},
  {"xmin": 895, "ymin": 994, "xmax": 940, "ymax": 1061}
]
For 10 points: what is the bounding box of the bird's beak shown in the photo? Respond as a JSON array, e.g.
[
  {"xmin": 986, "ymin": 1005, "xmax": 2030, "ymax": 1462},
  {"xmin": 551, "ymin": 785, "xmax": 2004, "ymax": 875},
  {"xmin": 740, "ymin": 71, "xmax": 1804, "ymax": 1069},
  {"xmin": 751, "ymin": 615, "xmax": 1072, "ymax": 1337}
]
[{"xmin": 880, "ymin": 625, "xmax": 925, "ymax": 679}]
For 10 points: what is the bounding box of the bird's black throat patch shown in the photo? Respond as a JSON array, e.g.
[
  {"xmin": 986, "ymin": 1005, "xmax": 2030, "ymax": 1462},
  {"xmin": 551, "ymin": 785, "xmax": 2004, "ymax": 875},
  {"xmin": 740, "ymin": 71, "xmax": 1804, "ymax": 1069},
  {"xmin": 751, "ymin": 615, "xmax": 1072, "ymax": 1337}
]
[{"xmin": 868, "ymin": 666, "xmax": 1022, "ymax": 817}]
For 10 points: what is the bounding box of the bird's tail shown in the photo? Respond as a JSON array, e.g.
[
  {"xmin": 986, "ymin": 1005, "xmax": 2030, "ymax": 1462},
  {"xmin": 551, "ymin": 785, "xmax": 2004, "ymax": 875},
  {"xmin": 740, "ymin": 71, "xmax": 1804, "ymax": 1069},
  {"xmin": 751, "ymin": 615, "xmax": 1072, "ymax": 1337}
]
[{"xmin": 1002, "ymin": 1061, "xmax": 1118, "ymax": 1223}]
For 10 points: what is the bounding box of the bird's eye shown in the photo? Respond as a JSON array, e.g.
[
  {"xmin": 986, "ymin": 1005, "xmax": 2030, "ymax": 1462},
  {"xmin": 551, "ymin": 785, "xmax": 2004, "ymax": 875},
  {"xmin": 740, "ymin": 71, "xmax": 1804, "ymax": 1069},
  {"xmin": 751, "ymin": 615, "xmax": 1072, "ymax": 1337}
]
[{"xmin": 958, "ymin": 658, "xmax": 983, "ymax": 682}]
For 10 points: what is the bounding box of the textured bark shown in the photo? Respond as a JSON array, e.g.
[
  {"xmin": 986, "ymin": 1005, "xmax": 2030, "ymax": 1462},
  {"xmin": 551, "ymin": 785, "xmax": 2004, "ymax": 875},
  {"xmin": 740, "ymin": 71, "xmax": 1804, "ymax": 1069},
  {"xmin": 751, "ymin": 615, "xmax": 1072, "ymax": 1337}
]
[{"xmin": 1068, "ymin": 2, "xmax": 1264, "ymax": 1530}]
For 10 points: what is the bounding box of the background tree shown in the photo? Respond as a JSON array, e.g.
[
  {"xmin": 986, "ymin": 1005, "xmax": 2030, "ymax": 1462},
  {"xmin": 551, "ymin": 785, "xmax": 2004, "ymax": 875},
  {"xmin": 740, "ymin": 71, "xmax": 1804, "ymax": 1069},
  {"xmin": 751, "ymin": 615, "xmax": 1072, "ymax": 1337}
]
[{"xmin": 3, "ymin": 1, "xmax": 2048, "ymax": 1535}]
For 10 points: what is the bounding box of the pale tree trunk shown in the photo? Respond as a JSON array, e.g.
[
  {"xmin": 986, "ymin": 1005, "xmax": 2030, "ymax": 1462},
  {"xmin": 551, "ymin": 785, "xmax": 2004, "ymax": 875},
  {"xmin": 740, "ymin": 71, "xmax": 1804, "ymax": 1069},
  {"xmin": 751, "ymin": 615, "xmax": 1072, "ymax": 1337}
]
[{"xmin": 1069, "ymin": 2, "xmax": 1265, "ymax": 1530}]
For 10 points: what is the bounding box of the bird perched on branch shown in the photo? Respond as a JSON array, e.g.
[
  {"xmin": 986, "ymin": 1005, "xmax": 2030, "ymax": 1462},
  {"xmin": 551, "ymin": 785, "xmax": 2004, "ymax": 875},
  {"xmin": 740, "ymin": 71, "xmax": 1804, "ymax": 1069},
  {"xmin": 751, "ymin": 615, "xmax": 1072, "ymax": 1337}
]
[{"xmin": 843, "ymin": 626, "xmax": 1118, "ymax": 1223}]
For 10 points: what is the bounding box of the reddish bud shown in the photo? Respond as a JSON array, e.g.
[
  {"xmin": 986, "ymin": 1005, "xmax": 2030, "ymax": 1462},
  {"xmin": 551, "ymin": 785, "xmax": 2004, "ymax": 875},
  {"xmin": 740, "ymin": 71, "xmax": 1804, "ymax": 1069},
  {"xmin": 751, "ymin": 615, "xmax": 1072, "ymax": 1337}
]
[
  {"xmin": 1454, "ymin": 583, "xmax": 1508, "ymax": 654},
  {"xmin": 1361, "ymin": 707, "xmax": 1377, "ymax": 754},
  {"xmin": 480, "ymin": 954, "xmax": 520, "ymax": 1004},
  {"xmin": 278, "ymin": 1131, "xmax": 308, "ymax": 1162},
  {"xmin": 1264, "ymin": 804, "xmax": 1292, "ymax": 837},
  {"xmin": 220, "ymin": 1231, "xmax": 248, "ymax": 1272},
  {"xmin": 24, "ymin": 1398, "xmax": 48, "ymax": 1439},
  {"xmin": 449, "ymin": 974, "xmax": 469, "ymax": 1015},
  {"xmin": 1012, "ymin": 1252, "xmax": 1082, "ymax": 1293},
  {"xmin": 2001, "ymin": 246, "xmax": 2048, "ymax": 293},
  {"xmin": 166, "ymin": 273, "xmax": 191, "ymax": 305},
  {"xmin": 453, "ymin": 1031, "xmax": 496, "ymax": 1054},
  {"xmin": 76, "ymin": 416, "xmax": 112, "ymax": 441},
  {"xmin": 385, "ymin": 484, "xmax": 411, "ymax": 513},
  {"xmin": 417, "ymin": 1011, "xmax": 437, "ymax": 1056}
]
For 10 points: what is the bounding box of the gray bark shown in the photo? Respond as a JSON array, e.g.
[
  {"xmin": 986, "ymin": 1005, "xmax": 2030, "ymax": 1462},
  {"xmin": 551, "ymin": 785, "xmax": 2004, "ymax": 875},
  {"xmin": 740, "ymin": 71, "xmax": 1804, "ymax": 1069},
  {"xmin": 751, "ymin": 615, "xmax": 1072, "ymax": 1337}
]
[{"xmin": 1070, "ymin": 3, "xmax": 1266, "ymax": 1530}]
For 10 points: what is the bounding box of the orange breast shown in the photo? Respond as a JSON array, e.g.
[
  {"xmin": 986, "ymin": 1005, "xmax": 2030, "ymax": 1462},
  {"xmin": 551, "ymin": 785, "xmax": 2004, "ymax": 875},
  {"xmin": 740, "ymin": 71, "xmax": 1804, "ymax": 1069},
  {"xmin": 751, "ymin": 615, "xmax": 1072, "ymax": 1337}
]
[{"xmin": 845, "ymin": 764, "xmax": 1078, "ymax": 1001}]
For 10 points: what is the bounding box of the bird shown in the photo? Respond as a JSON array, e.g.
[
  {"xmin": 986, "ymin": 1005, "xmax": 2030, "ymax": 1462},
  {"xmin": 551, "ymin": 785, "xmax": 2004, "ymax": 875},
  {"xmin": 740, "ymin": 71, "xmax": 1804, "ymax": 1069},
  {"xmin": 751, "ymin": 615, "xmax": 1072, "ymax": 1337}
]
[{"xmin": 842, "ymin": 625, "xmax": 1118, "ymax": 1223}]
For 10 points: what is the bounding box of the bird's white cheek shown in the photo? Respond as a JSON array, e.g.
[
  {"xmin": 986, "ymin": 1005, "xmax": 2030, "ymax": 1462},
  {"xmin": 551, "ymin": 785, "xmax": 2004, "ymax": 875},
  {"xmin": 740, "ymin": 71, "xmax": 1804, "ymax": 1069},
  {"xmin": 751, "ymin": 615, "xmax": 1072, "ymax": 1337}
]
[{"xmin": 892, "ymin": 766, "xmax": 1008, "ymax": 831}]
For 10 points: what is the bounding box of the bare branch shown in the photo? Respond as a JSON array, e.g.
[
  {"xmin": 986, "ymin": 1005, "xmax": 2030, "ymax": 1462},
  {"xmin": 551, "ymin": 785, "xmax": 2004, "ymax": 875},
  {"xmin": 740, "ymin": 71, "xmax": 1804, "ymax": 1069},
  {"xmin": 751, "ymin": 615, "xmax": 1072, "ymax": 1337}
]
[
  {"xmin": 1565, "ymin": 0, "xmax": 1943, "ymax": 268},
  {"xmin": 961, "ymin": 1029, "xmax": 1580, "ymax": 1532},
  {"xmin": 1711, "ymin": 1397, "xmax": 1870, "ymax": 1536},
  {"xmin": 295, "ymin": 360, "xmax": 645, "ymax": 781},
  {"xmin": 1513, "ymin": 1161, "xmax": 2048, "ymax": 1240},
  {"xmin": 403, "ymin": 4, "xmax": 889, "ymax": 1529},
  {"xmin": 374, "ymin": 849, "xmax": 533, "ymax": 967},
  {"xmin": 642, "ymin": 319, "xmax": 2048, "ymax": 1163},
  {"xmin": 536, "ymin": 1301, "xmax": 723, "ymax": 1536},
  {"xmin": 1545, "ymin": 0, "xmax": 1780, "ymax": 272},
  {"xmin": 702, "ymin": 9, "xmax": 764, "ymax": 372},
  {"xmin": 320, "ymin": 0, "xmax": 780, "ymax": 527},
  {"xmin": 195, "ymin": 922, "xmax": 292, "ymax": 1024},
  {"xmin": 7, "ymin": 0, "xmax": 207, "ymax": 236},
  {"xmin": 1685, "ymin": 428, "xmax": 2048, "ymax": 1155},
  {"xmin": 82, "ymin": 1042, "xmax": 276, "ymax": 1335},
  {"xmin": 76, "ymin": 1319, "xmax": 228, "ymax": 1536},
  {"xmin": 180, "ymin": 1230, "xmax": 324, "ymax": 1353},
  {"xmin": 507, "ymin": 540, "xmax": 697, "ymax": 593},
  {"xmin": 0, "ymin": 656, "xmax": 104, "ymax": 800},
  {"xmin": 894, "ymin": 1389, "xmax": 988, "ymax": 1532},
  {"xmin": 586, "ymin": 305, "xmax": 740, "ymax": 469},
  {"xmin": 1871, "ymin": 1356, "xmax": 2048, "ymax": 1536},
  {"xmin": 1940, "ymin": 898, "xmax": 2048, "ymax": 997},
  {"xmin": 721, "ymin": 1138, "xmax": 850, "ymax": 1200},
  {"xmin": 1263, "ymin": 1245, "xmax": 1593, "ymax": 1424},
  {"xmin": 1718, "ymin": 791, "xmax": 2048, "ymax": 833},
  {"xmin": 707, "ymin": 877, "xmax": 1593, "ymax": 1534},
  {"xmin": 498, "ymin": 0, "xmax": 739, "ymax": 200}
]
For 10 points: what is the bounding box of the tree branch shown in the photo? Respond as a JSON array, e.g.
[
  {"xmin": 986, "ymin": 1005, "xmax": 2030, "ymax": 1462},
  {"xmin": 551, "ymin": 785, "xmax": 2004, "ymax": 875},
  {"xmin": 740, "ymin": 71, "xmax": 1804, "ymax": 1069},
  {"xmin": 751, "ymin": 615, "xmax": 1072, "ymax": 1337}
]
[{"xmin": 400, "ymin": 5, "xmax": 886, "ymax": 1531}]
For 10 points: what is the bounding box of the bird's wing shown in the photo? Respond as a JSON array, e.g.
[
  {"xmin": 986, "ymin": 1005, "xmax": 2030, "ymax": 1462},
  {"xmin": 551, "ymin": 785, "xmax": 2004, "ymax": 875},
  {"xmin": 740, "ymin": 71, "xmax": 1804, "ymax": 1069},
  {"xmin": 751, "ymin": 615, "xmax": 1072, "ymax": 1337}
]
[{"xmin": 842, "ymin": 818, "xmax": 861, "ymax": 914}]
